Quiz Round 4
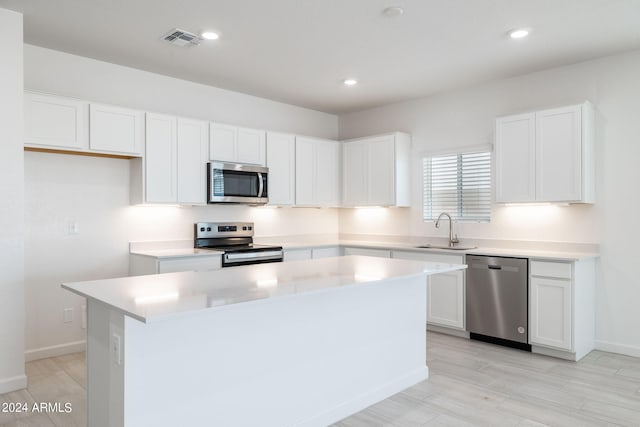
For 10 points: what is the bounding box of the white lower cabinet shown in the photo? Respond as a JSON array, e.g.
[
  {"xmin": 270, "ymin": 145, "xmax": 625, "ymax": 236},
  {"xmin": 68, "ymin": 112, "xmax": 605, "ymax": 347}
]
[
  {"xmin": 283, "ymin": 246, "xmax": 342, "ymax": 262},
  {"xmin": 392, "ymin": 251, "xmax": 465, "ymax": 330},
  {"xmin": 129, "ymin": 254, "xmax": 222, "ymax": 276},
  {"xmin": 530, "ymin": 276, "xmax": 572, "ymax": 350},
  {"xmin": 529, "ymin": 259, "xmax": 595, "ymax": 360},
  {"xmin": 283, "ymin": 249, "xmax": 312, "ymax": 262},
  {"xmin": 312, "ymin": 246, "xmax": 342, "ymax": 258},
  {"xmin": 343, "ymin": 247, "xmax": 390, "ymax": 258}
]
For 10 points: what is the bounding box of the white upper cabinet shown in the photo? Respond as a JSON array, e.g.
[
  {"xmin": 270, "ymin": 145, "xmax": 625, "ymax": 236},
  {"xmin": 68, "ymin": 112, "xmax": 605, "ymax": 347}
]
[
  {"xmin": 24, "ymin": 91, "xmax": 89, "ymax": 151},
  {"xmin": 495, "ymin": 102, "xmax": 594, "ymax": 204},
  {"xmin": 89, "ymin": 103, "xmax": 145, "ymax": 156},
  {"xmin": 295, "ymin": 136, "xmax": 341, "ymax": 207},
  {"xmin": 133, "ymin": 114, "xmax": 208, "ymax": 205},
  {"xmin": 237, "ymin": 127, "xmax": 266, "ymax": 166},
  {"xmin": 495, "ymin": 113, "xmax": 536, "ymax": 203},
  {"xmin": 536, "ymin": 105, "xmax": 585, "ymax": 202},
  {"xmin": 295, "ymin": 136, "xmax": 341, "ymax": 206},
  {"xmin": 342, "ymin": 141, "xmax": 367, "ymax": 206},
  {"xmin": 342, "ymin": 132, "xmax": 410, "ymax": 207},
  {"xmin": 145, "ymin": 113, "xmax": 177, "ymax": 203},
  {"xmin": 177, "ymin": 118, "xmax": 209, "ymax": 205},
  {"xmin": 266, "ymin": 132, "xmax": 296, "ymax": 206},
  {"xmin": 209, "ymin": 123, "xmax": 266, "ymax": 166}
]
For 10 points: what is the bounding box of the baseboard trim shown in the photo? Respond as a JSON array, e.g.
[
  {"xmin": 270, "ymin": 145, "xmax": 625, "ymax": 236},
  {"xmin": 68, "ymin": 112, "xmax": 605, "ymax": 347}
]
[
  {"xmin": 25, "ymin": 340, "xmax": 86, "ymax": 362},
  {"xmin": 0, "ymin": 374, "xmax": 27, "ymax": 394},
  {"xmin": 595, "ymin": 340, "xmax": 640, "ymax": 358}
]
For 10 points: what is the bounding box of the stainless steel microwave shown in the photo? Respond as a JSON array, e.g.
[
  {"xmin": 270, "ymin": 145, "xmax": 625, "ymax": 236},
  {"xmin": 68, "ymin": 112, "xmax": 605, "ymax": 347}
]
[{"xmin": 207, "ymin": 162, "xmax": 269, "ymax": 205}]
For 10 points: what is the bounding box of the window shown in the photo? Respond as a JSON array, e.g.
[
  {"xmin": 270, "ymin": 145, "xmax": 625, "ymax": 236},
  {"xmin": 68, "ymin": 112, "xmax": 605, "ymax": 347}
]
[{"xmin": 423, "ymin": 150, "xmax": 491, "ymax": 222}]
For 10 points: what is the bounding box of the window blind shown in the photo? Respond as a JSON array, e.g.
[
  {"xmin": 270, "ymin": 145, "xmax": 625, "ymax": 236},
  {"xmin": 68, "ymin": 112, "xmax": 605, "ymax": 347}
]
[{"xmin": 423, "ymin": 151, "xmax": 491, "ymax": 222}]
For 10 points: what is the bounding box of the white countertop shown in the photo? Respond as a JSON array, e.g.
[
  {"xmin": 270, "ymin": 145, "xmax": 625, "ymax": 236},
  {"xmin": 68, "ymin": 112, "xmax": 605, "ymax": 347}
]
[
  {"xmin": 128, "ymin": 236, "xmax": 599, "ymax": 261},
  {"xmin": 263, "ymin": 238, "xmax": 599, "ymax": 261},
  {"xmin": 130, "ymin": 247, "xmax": 223, "ymax": 258},
  {"xmin": 63, "ymin": 256, "xmax": 466, "ymax": 323}
]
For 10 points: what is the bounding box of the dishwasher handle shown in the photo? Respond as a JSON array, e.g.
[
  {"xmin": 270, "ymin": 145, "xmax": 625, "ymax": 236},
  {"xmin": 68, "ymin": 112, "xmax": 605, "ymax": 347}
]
[{"xmin": 488, "ymin": 265, "xmax": 502, "ymax": 270}]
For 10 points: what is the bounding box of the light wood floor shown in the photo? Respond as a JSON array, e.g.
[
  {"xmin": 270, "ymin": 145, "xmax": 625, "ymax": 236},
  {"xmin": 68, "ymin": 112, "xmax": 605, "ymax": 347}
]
[{"xmin": 2, "ymin": 332, "xmax": 640, "ymax": 426}]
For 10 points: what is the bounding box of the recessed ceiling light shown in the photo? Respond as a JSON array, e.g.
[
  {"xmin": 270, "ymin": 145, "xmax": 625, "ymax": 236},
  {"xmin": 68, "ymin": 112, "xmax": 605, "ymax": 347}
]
[
  {"xmin": 509, "ymin": 28, "xmax": 530, "ymax": 39},
  {"xmin": 383, "ymin": 6, "xmax": 404, "ymax": 17},
  {"xmin": 201, "ymin": 31, "xmax": 220, "ymax": 40},
  {"xmin": 343, "ymin": 79, "xmax": 358, "ymax": 86}
]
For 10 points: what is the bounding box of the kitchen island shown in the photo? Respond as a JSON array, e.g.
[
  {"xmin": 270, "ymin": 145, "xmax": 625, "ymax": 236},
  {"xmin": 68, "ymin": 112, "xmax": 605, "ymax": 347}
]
[{"xmin": 63, "ymin": 256, "xmax": 466, "ymax": 427}]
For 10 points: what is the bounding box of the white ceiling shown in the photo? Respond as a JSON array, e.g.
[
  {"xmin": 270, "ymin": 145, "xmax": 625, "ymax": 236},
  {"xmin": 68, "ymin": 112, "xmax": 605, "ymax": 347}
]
[{"xmin": 2, "ymin": 0, "xmax": 640, "ymax": 114}]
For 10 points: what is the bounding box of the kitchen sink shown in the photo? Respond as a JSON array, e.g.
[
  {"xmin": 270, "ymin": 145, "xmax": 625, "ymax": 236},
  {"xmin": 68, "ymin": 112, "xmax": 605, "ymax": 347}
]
[{"xmin": 415, "ymin": 244, "xmax": 477, "ymax": 251}]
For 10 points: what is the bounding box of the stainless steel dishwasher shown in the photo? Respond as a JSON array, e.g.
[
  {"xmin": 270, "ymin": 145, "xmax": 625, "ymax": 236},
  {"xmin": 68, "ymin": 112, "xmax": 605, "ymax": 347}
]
[{"xmin": 466, "ymin": 255, "xmax": 530, "ymax": 351}]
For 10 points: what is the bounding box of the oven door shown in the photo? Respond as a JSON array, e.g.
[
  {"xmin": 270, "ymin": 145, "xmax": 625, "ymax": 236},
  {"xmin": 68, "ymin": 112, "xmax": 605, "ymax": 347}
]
[{"xmin": 208, "ymin": 162, "xmax": 268, "ymax": 204}]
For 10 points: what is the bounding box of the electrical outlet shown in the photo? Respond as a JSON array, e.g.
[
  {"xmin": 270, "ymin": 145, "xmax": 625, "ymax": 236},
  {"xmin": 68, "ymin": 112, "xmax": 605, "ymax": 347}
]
[
  {"xmin": 111, "ymin": 333, "xmax": 122, "ymax": 365},
  {"xmin": 68, "ymin": 221, "xmax": 80, "ymax": 235},
  {"xmin": 81, "ymin": 305, "xmax": 86, "ymax": 329},
  {"xmin": 63, "ymin": 308, "xmax": 74, "ymax": 323}
]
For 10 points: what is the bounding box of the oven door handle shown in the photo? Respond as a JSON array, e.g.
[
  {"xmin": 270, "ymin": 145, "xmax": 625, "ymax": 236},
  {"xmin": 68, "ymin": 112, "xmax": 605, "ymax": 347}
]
[
  {"xmin": 224, "ymin": 250, "xmax": 283, "ymax": 261},
  {"xmin": 257, "ymin": 172, "xmax": 264, "ymax": 198}
]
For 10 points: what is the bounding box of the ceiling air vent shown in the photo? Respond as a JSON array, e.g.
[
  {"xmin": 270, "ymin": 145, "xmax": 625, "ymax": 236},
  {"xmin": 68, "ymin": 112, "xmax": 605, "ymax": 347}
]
[{"xmin": 162, "ymin": 28, "xmax": 203, "ymax": 47}]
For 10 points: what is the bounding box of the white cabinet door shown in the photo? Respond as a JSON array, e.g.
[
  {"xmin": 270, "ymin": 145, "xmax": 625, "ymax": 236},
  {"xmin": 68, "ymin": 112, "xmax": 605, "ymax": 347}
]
[
  {"xmin": 530, "ymin": 276, "xmax": 572, "ymax": 351},
  {"xmin": 177, "ymin": 118, "xmax": 208, "ymax": 205},
  {"xmin": 535, "ymin": 105, "xmax": 582, "ymax": 202},
  {"xmin": 314, "ymin": 139, "xmax": 341, "ymax": 206},
  {"xmin": 237, "ymin": 127, "xmax": 266, "ymax": 165},
  {"xmin": 495, "ymin": 113, "xmax": 536, "ymax": 203},
  {"xmin": 367, "ymin": 135, "xmax": 395, "ymax": 206},
  {"xmin": 209, "ymin": 123, "xmax": 266, "ymax": 166},
  {"xmin": 343, "ymin": 247, "xmax": 390, "ymax": 258},
  {"xmin": 89, "ymin": 104, "xmax": 144, "ymax": 155},
  {"xmin": 283, "ymin": 249, "xmax": 312, "ymax": 262},
  {"xmin": 24, "ymin": 92, "xmax": 88, "ymax": 150},
  {"xmin": 145, "ymin": 113, "xmax": 177, "ymax": 203},
  {"xmin": 266, "ymin": 132, "xmax": 296, "ymax": 205},
  {"xmin": 295, "ymin": 136, "xmax": 340, "ymax": 206},
  {"xmin": 428, "ymin": 271, "xmax": 465, "ymax": 329},
  {"xmin": 295, "ymin": 137, "xmax": 315, "ymax": 206},
  {"xmin": 391, "ymin": 250, "xmax": 465, "ymax": 330},
  {"xmin": 342, "ymin": 140, "xmax": 367, "ymax": 206},
  {"xmin": 342, "ymin": 132, "xmax": 410, "ymax": 207},
  {"xmin": 209, "ymin": 123, "xmax": 237, "ymax": 162}
]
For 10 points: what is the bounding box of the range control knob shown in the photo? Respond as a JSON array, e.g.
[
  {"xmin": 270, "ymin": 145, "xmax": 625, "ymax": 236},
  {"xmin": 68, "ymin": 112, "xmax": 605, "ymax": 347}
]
[{"xmin": 200, "ymin": 227, "xmax": 205, "ymax": 232}]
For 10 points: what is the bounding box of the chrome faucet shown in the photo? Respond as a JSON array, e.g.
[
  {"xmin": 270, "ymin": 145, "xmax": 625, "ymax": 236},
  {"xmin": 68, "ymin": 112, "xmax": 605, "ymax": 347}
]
[{"xmin": 435, "ymin": 212, "xmax": 459, "ymax": 247}]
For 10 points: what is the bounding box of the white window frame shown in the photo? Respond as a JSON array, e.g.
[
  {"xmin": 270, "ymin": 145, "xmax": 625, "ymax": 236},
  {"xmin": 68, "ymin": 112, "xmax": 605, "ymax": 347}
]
[{"xmin": 422, "ymin": 147, "xmax": 492, "ymax": 223}]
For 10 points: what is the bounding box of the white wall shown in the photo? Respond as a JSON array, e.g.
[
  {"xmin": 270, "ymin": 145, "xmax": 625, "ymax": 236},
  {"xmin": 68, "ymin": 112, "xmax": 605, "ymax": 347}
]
[
  {"xmin": 23, "ymin": 45, "xmax": 339, "ymax": 359},
  {"xmin": 339, "ymin": 49, "xmax": 640, "ymax": 356},
  {"xmin": 0, "ymin": 8, "xmax": 26, "ymax": 393}
]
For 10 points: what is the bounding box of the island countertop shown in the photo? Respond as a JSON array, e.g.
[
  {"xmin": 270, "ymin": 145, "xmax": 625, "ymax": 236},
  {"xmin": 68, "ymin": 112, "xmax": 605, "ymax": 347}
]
[{"xmin": 62, "ymin": 255, "xmax": 466, "ymax": 323}]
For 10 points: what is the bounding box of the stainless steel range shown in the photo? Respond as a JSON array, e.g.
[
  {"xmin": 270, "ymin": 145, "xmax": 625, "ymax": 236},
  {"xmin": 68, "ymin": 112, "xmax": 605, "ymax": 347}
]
[{"xmin": 194, "ymin": 222, "xmax": 283, "ymax": 267}]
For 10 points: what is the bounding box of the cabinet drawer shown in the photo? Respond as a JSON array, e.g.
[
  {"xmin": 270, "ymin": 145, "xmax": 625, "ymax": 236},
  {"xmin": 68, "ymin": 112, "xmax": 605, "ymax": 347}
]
[
  {"xmin": 158, "ymin": 256, "xmax": 221, "ymax": 273},
  {"xmin": 312, "ymin": 247, "xmax": 341, "ymax": 259},
  {"xmin": 343, "ymin": 247, "xmax": 390, "ymax": 258},
  {"xmin": 530, "ymin": 260, "xmax": 572, "ymax": 279}
]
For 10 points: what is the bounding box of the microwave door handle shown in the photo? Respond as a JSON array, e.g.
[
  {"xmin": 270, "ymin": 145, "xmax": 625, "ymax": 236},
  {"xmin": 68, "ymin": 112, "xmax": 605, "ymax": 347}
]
[{"xmin": 258, "ymin": 172, "xmax": 264, "ymax": 197}]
